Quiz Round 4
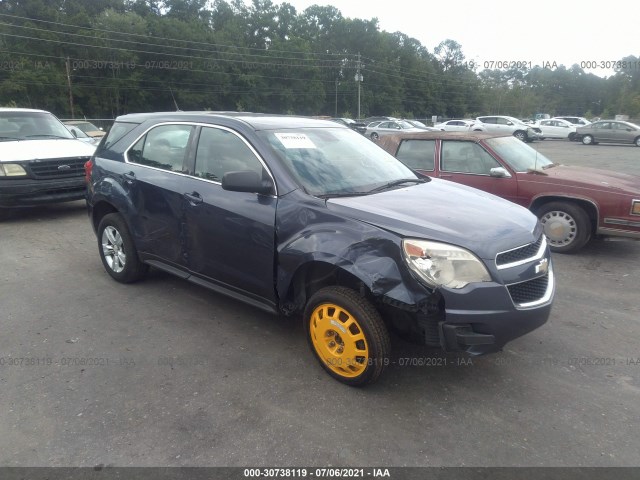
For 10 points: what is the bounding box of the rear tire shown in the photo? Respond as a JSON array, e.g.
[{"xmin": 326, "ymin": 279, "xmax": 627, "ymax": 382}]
[
  {"xmin": 635, "ymin": 136, "xmax": 640, "ymax": 147},
  {"xmin": 97, "ymin": 213, "xmax": 148, "ymax": 283},
  {"xmin": 537, "ymin": 202, "xmax": 591, "ymax": 254},
  {"xmin": 370, "ymin": 132, "xmax": 379, "ymax": 141},
  {"xmin": 582, "ymin": 134, "xmax": 594, "ymax": 145},
  {"xmin": 304, "ymin": 286, "xmax": 390, "ymax": 386}
]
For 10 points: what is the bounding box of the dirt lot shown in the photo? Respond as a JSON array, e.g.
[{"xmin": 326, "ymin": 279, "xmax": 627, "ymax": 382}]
[{"xmin": 1, "ymin": 140, "xmax": 639, "ymax": 468}]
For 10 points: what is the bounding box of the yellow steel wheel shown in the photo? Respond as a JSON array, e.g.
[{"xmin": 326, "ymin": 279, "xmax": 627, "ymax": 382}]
[{"xmin": 304, "ymin": 286, "xmax": 390, "ymax": 386}]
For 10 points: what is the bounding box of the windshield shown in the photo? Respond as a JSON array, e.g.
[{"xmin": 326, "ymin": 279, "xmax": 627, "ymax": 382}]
[
  {"xmin": 485, "ymin": 136, "xmax": 554, "ymax": 172},
  {"xmin": 0, "ymin": 111, "xmax": 74, "ymax": 140},
  {"xmin": 259, "ymin": 128, "xmax": 418, "ymax": 196}
]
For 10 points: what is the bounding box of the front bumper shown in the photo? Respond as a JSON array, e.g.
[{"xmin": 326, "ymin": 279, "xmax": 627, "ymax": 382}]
[
  {"xmin": 0, "ymin": 177, "xmax": 86, "ymax": 208},
  {"xmin": 436, "ymin": 265, "xmax": 554, "ymax": 354}
]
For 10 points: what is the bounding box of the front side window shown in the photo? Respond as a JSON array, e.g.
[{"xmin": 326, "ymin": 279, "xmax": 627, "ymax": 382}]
[
  {"xmin": 128, "ymin": 124, "xmax": 193, "ymax": 172},
  {"xmin": 441, "ymin": 141, "xmax": 501, "ymax": 174},
  {"xmin": 396, "ymin": 140, "xmax": 435, "ymax": 171},
  {"xmin": 194, "ymin": 127, "xmax": 264, "ymax": 182}
]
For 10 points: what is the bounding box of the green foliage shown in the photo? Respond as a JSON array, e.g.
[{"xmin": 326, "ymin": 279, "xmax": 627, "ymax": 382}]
[{"xmin": 0, "ymin": 0, "xmax": 636, "ymax": 120}]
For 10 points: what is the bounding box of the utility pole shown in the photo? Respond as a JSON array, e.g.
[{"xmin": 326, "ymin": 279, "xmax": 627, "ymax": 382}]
[
  {"xmin": 355, "ymin": 53, "xmax": 363, "ymax": 120},
  {"xmin": 65, "ymin": 56, "xmax": 75, "ymax": 119},
  {"xmin": 335, "ymin": 78, "xmax": 340, "ymax": 117}
]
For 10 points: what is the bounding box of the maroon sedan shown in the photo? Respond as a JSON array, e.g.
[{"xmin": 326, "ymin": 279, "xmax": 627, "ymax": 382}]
[{"xmin": 378, "ymin": 131, "xmax": 640, "ymax": 253}]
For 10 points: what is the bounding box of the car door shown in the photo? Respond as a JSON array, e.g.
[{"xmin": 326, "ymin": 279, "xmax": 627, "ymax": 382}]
[
  {"xmin": 593, "ymin": 122, "xmax": 614, "ymax": 142},
  {"xmin": 124, "ymin": 123, "xmax": 195, "ymax": 267},
  {"xmin": 437, "ymin": 140, "xmax": 519, "ymax": 202},
  {"xmin": 612, "ymin": 122, "xmax": 636, "ymax": 143},
  {"xmin": 181, "ymin": 125, "xmax": 278, "ymax": 307}
]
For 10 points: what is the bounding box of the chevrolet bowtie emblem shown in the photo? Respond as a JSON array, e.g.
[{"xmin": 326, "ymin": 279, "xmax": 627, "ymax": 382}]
[{"xmin": 535, "ymin": 258, "xmax": 549, "ymax": 275}]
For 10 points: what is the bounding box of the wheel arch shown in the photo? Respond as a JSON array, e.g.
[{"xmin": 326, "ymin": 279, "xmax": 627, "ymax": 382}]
[
  {"xmin": 91, "ymin": 200, "xmax": 119, "ymax": 233},
  {"xmin": 529, "ymin": 195, "xmax": 599, "ymax": 236}
]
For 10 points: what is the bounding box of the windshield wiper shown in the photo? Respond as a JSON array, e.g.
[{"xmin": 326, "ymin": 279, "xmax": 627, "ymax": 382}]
[
  {"xmin": 0, "ymin": 136, "xmax": 22, "ymax": 141},
  {"xmin": 367, "ymin": 178, "xmax": 426, "ymax": 193},
  {"xmin": 542, "ymin": 163, "xmax": 558, "ymax": 169},
  {"xmin": 318, "ymin": 191, "xmax": 373, "ymax": 199},
  {"xmin": 23, "ymin": 134, "xmax": 71, "ymax": 139}
]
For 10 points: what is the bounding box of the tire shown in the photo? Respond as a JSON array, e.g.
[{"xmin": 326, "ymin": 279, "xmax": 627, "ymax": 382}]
[
  {"xmin": 97, "ymin": 213, "xmax": 148, "ymax": 283},
  {"xmin": 582, "ymin": 134, "xmax": 594, "ymax": 145},
  {"xmin": 370, "ymin": 132, "xmax": 379, "ymax": 141},
  {"xmin": 537, "ymin": 202, "xmax": 591, "ymax": 254},
  {"xmin": 568, "ymin": 132, "xmax": 576, "ymax": 141},
  {"xmin": 513, "ymin": 130, "xmax": 527, "ymax": 142},
  {"xmin": 635, "ymin": 136, "xmax": 640, "ymax": 147},
  {"xmin": 304, "ymin": 286, "xmax": 390, "ymax": 386}
]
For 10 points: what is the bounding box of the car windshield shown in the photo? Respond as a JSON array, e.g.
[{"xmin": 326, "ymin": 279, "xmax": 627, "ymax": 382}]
[
  {"xmin": 259, "ymin": 128, "xmax": 419, "ymax": 197},
  {"xmin": 0, "ymin": 111, "xmax": 74, "ymax": 140},
  {"xmin": 72, "ymin": 121, "xmax": 100, "ymax": 132},
  {"xmin": 485, "ymin": 136, "xmax": 554, "ymax": 172}
]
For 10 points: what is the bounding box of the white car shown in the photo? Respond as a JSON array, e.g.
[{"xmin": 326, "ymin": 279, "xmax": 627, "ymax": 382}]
[
  {"xmin": 434, "ymin": 119, "xmax": 474, "ymax": 132},
  {"xmin": 553, "ymin": 116, "xmax": 591, "ymax": 127},
  {"xmin": 535, "ymin": 118, "xmax": 578, "ymax": 141},
  {"xmin": 0, "ymin": 108, "xmax": 96, "ymax": 217},
  {"xmin": 470, "ymin": 115, "xmax": 542, "ymax": 142}
]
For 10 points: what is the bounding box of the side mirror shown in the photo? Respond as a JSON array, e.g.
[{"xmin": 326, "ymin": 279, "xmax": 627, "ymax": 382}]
[
  {"xmin": 490, "ymin": 167, "xmax": 511, "ymax": 178},
  {"xmin": 221, "ymin": 170, "xmax": 273, "ymax": 195},
  {"xmin": 507, "ymin": 122, "xmax": 513, "ymax": 126}
]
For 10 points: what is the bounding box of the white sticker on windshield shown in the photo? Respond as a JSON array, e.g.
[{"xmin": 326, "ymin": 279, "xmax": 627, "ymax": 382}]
[{"xmin": 274, "ymin": 133, "xmax": 317, "ymax": 149}]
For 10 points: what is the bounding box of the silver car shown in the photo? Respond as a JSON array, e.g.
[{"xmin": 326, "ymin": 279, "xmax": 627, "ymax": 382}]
[
  {"xmin": 365, "ymin": 120, "xmax": 424, "ymax": 141},
  {"xmin": 471, "ymin": 115, "xmax": 542, "ymax": 142},
  {"xmin": 577, "ymin": 120, "xmax": 640, "ymax": 146}
]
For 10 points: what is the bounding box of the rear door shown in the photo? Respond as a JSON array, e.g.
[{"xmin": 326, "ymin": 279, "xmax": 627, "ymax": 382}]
[{"xmin": 124, "ymin": 123, "xmax": 195, "ymax": 268}]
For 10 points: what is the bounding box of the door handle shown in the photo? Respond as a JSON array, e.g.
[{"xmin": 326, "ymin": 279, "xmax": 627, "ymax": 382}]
[
  {"xmin": 123, "ymin": 171, "xmax": 136, "ymax": 184},
  {"xmin": 183, "ymin": 191, "xmax": 203, "ymax": 205}
]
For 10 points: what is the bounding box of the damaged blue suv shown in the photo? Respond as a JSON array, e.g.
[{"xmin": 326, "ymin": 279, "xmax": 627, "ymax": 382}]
[{"xmin": 85, "ymin": 113, "xmax": 554, "ymax": 386}]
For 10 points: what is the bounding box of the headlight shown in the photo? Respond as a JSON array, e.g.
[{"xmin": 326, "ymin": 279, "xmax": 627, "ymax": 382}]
[
  {"xmin": 402, "ymin": 239, "xmax": 491, "ymax": 289},
  {"xmin": 0, "ymin": 164, "xmax": 27, "ymax": 177}
]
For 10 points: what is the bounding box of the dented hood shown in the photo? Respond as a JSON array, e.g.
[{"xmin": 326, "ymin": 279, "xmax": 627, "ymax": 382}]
[{"xmin": 327, "ymin": 179, "xmax": 540, "ymax": 260}]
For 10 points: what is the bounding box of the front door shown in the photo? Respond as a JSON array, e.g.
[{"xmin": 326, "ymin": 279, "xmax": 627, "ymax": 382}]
[{"xmin": 182, "ymin": 126, "xmax": 278, "ymax": 306}]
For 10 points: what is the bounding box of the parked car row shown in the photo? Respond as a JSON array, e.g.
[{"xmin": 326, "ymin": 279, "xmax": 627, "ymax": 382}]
[{"xmin": 3, "ymin": 107, "xmax": 636, "ymax": 387}]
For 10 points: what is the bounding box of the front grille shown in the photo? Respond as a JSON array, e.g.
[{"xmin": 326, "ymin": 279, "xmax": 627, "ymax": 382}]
[
  {"xmin": 496, "ymin": 235, "xmax": 543, "ymax": 267},
  {"xmin": 507, "ymin": 273, "xmax": 549, "ymax": 306},
  {"xmin": 28, "ymin": 157, "xmax": 89, "ymax": 178}
]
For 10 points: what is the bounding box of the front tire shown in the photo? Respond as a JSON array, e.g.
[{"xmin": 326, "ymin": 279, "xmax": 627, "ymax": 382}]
[
  {"xmin": 370, "ymin": 132, "xmax": 379, "ymax": 141},
  {"xmin": 635, "ymin": 136, "xmax": 640, "ymax": 147},
  {"xmin": 537, "ymin": 202, "xmax": 591, "ymax": 253},
  {"xmin": 304, "ymin": 286, "xmax": 390, "ymax": 386},
  {"xmin": 97, "ymin": 213, "xmax": 148, "ymax": 283},
  {"xmin": 582, "ymin": 134, "xmax": 594, "ymax": 145},
  {"xmin": 513, "ymin": 130, "xmax": 527, "ymax": 142},
  {"xmin": 568, "ymin": 132, "xmax": 576, "ymax": 141}
]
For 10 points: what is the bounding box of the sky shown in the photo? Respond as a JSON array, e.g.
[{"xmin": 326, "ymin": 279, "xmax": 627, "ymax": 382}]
[{"xmin": 268, "ymin": 0, "xmax": 637, "ymax": 78}]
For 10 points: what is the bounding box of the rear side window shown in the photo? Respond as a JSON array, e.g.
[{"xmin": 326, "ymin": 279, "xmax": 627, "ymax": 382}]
[
  {"xmin": 99, "ymin": 122, "xmax": 138, "ymax": 152},
  {"xmin": 396, "ymin": 140, "xmax": 435, "ymax": 171},
  {"xmin": 128, "ymin": 124, "xmax": 194, "ymax": 173}
]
